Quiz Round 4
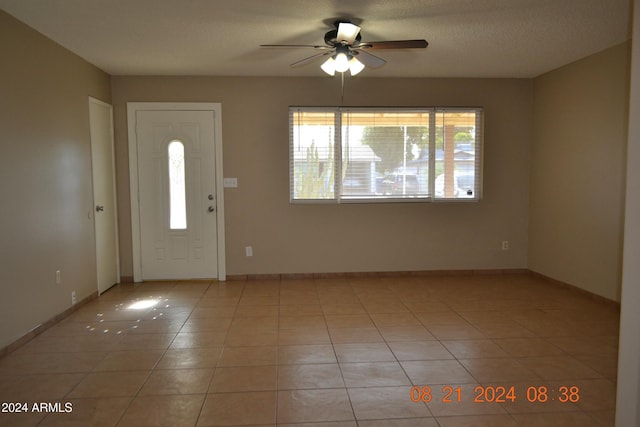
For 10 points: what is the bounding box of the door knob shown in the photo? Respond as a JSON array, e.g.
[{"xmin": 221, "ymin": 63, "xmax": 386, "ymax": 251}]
[
  {"xmin": 96, "ymin": 205, "xmax": 104, "ymax": 212},
  {"xmin": 208, "ymin": 206, "xmax": 215, "ymax": 212}
]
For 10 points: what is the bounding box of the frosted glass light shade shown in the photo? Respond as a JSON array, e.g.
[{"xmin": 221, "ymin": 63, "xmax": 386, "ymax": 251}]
[
  {"xmin": 349, "ymin": 57, "xmax": 365, "ymax": 76},
  {"xmin": 321, "ymin": 57, "xmax": 336, "ymax": 75},
  {"xmin": 334, "ymin": 52, "xmax": 350, "ymax": 72}
]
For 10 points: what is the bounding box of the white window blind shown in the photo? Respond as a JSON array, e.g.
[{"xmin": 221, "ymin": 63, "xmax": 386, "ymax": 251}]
[
  {"xmin": 290, "ymin": 107, "xmax": 483, "ymax": 203},
  {"xmin": 290, "ymin": 109, "xmax": 336, "ymax": 200}
]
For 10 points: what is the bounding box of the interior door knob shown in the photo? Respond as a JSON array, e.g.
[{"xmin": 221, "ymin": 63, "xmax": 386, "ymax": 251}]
[{"xmin": 208, "ymin": 206, "xmax": 215, "ymax": 212}]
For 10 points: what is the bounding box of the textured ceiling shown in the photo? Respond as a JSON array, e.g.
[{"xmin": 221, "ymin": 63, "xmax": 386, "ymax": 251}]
[{"xmin": 0, "ymin": 0, "xmax": 632, "ymax": 78}]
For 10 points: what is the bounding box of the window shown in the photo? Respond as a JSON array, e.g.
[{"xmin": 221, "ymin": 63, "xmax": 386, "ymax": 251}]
[
  {"xmin": 168, "ymin": 140, "xmax": 187, "ymax": 229},
  {"xmin": 290, "ymin": 107, "xmax": 483, "ymax": 202}
]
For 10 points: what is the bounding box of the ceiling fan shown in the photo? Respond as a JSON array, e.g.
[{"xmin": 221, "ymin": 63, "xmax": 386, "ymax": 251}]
[{"xmin": 260, "ymin": 20, "xmax": 428, "ymax": 76}]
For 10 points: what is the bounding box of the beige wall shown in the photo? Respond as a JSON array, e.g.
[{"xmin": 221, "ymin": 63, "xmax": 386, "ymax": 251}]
[
  {"xmin": 112, "ymin": 76, "xmax": 533, "ymax": 277},
  {"xmin": 0, "ymin": 11, "xmax": 111, "ymax": 348},
  {"xmin": 529, "ymin": 42, "xmax": 630, "ymax": 301}
]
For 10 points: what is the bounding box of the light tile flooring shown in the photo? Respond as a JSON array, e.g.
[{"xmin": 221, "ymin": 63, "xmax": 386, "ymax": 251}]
[{"xmin": 0, "ymin": 274, "xmax": 619, "ymax": 426}]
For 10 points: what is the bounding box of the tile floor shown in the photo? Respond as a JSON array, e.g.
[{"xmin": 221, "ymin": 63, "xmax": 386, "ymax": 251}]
[{"xmin": 0, "ymin": 273, "xmax": 619, "ymax": 426}]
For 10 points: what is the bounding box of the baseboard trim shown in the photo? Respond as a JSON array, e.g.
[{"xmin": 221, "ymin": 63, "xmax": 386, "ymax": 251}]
[
  {"xmin": 0, "ymin": 291, "xmax": 98, "ymax": 359},
  {"xmin": 529, "ymin": 270, "xmax": 620, "ymax": 307},
  {"xmin": 226, "ymin": 268, "xmax": 531, "ymax": 282}
]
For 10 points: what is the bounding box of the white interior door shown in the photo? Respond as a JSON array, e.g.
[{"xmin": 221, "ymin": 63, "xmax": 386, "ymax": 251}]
[
  {"xmin": 135, "ymin": 109, "xmax": 219, "ymax": 280},
  {"xmin": 89, "ymin": 97, "xmax": 119, "ymax": 294}
]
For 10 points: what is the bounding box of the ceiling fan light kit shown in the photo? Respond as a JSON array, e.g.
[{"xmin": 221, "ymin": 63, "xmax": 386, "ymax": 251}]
[
  {"xmin": 261, "ymin": 20, "xmax": 428, "ymax": 77},
  {"xmin": 321, "ymin": 45, "xmax": 365, "ymax": 76}
]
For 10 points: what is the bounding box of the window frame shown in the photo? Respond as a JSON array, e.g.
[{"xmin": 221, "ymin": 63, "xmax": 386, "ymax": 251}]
[{"xmin": 289, "ymin": 106, "xmax": 484, "ymax": 204}]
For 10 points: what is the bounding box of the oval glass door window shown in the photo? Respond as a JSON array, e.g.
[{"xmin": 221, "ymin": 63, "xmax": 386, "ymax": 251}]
[{"xmin": 168, "ymin": 140, "xmax": 187, "ymax": 229}]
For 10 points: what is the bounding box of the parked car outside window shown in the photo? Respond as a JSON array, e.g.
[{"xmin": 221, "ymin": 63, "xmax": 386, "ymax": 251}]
[
  {"xmin": 381, "ymin": 173, "xmax": 420, "ymax": 195},
  {"xmin": 435, "ymin": 172, "xmax": 475, "ymax": 198}
]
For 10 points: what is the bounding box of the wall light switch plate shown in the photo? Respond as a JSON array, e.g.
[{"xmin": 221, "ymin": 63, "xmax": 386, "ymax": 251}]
[{"xmin": 223, "ymin": 178, "xmax": 238, "ymax": 188}]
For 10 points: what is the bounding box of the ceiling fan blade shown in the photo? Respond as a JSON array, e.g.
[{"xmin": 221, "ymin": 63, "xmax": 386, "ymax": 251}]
[
  {"xmin": 290, "ymin": 51, "xmax": 332, "ymax": 68},
  {"xmin": 336, "ymin": 22, "xmax": 361, "ymax": 45},
  {"xmin": 360, "ymin": 40, "xmax": 428, "ymax": 50},
  {"xmin": 353, "ymin": 50, "xmax": 386, "ymax": 68},
  {"xmin": 260, "ymin": 44, "xmax": 329, "ymax": 49}
]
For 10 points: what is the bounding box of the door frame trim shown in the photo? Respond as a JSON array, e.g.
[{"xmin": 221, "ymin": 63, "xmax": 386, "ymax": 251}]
[{"xmin": 127, "ymin": 102, "xmax": 226, "ymax": 282}]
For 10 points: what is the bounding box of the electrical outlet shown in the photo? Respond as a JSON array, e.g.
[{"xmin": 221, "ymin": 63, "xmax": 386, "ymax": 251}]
[
  {"xmin": 55, "ymin": 270, "xmax": 61, "ymax": 285},
  {"xmin": 502, "ymin": 241, "xmax": 510, "ymax": 251},
  {"xmin": 245, "ymin": 246, "xmax": 253, "ymax": 257},
  {"xmin": 71, "ymin": 291, "xmax": 77, "ymax": 305}
]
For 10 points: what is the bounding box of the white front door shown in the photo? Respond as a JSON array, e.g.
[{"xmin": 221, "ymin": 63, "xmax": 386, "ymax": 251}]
[
  {"xmin": 134, "ymin": 109, "xmax": 219, "ymax": 280},
  {"xmin": 89, "ymin": 98, "xmax": 119, "ymax": 294}
]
